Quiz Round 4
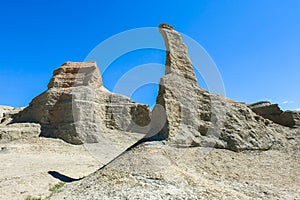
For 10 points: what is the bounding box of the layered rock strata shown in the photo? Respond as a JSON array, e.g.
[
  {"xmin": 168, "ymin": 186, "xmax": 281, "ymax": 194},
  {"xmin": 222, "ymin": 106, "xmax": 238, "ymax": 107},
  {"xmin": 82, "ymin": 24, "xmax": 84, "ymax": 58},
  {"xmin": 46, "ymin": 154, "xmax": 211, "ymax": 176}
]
[
  {"xmin": 13, "ymin": 62, "xmax": 151, "ymax": 145},
  {"xmin": 0, "ymin": 123, "xmax": 41, "ymax": 142},
  {"xmin": 148, "ymin": 24, "xmax": 292, "ymax": 151},
  {"xmin": 50, "ymin": 25, "xmax": 300, "ymax": 199}
]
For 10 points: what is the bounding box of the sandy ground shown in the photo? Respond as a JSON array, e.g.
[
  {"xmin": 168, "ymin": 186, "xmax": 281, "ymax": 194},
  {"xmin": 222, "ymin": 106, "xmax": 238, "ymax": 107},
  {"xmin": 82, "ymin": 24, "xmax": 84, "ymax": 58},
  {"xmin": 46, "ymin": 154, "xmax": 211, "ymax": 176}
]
[{"xmin": 0, "ymin": 138, "xmax": 101, "ymax": 200}]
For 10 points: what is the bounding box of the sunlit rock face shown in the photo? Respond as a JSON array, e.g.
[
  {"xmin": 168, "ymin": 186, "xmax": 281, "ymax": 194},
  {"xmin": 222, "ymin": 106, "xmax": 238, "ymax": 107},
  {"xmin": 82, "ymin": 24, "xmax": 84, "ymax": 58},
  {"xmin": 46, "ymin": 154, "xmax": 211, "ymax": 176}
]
[
  {"xmin": 10, "ymin": 25, "xmax": 293, "ymax": 152},
  {"xmin": 50, "ymin": 25, "xmax": 300, "ymax": 200},
  {"xmin": 150, "ymin": 24, "xmax": 291, "ymax": 151},
  {"xmin": 13, "ymin": 61, "xmax": 151, "ymax": 145}
]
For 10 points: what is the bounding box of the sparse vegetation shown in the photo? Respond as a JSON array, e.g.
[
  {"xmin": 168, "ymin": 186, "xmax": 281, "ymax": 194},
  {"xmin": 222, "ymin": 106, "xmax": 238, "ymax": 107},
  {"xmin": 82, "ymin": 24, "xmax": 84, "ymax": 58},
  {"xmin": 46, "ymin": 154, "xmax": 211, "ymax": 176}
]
[
  {"xmin": 25, "ymin": 196, "xmax": 42, "ymax": 200},
  {"xmin": 49, "ymin": 182, "xmax": 65, "ymax": 193},
  {"xmin": 25, "ymin": 182, "xmax": 66, "ymax": 200}
]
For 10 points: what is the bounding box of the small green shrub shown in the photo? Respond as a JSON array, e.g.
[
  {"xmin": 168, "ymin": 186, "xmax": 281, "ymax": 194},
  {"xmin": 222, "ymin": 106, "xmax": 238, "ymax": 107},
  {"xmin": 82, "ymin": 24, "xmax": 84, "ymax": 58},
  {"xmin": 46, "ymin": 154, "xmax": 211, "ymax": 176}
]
[
  {"xmin": 25, "ymin": 182, "xmax": 65, "ymax": 200},
  {"xmin": 25, "ymin": 196, "xmax": 42, "ymax": 200},
  {"xmin": 49, "ymin": 182, "xmax": 65, "ymax": 193}
]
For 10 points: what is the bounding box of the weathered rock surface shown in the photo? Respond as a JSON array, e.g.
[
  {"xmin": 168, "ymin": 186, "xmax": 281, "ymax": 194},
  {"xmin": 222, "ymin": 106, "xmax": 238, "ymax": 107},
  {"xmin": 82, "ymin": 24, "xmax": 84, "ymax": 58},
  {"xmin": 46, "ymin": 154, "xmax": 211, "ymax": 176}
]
[
  {"xmin": 50, "ymin": 24, "xmax": 300, "ymax": 200},
  {"xmin": 13, "ymin": 62, "xmax": 151, "ymax": 146},
  {"xmin": 0, "ymin": 106, "xmax": 12, "ymax": 123},
  {"xmin": 1, "ymin": 23, "xmax": 299, "ymax": 200},
  {"xmin": 249, "ymin": 101, "xmax": 300, "ymax": 127},
  {"xmin": 0, "ymin": 123, "xmax": 40, "ymax": 142},
  {"xmin": 0, "ymin": 106, "xmax": 24, "ymax": 125},
  {"xmin": 0, "ymin": 107, "xmax": 38, "ymax": 142},
  {"xmin": 147, "ymin": 24, "xmax": 291, "ymax": 152}
]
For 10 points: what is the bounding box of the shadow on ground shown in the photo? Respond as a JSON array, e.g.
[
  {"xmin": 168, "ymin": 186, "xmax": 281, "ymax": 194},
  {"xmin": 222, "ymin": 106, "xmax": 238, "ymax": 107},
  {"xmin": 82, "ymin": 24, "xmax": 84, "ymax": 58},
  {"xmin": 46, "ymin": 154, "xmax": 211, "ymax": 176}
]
[{"xmin": 48, "ymin": 171, "xmax": 83, "ymax": 183}]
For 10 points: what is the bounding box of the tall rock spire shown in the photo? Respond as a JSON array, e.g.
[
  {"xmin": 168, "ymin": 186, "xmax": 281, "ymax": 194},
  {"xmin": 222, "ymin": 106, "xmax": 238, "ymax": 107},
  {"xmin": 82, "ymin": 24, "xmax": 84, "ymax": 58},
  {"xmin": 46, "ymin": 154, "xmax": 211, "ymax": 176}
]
[
  {"xmin": 158, "ymin": 24, "xmax": 197, "ymax": 83},
  {"xmin": 152, "ymin": 24, "xmax": 286, "ymax": 151}
]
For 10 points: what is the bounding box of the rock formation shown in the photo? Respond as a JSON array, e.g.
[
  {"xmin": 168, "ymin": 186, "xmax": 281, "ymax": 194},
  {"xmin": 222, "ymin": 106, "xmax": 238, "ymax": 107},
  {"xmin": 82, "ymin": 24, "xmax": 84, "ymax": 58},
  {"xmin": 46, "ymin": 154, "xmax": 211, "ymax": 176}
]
[
  {"xmin": 0, "ymin": 106, "xmax": 24, "ymax": 125},
  {"xmin": 146, "ymin": 24, "xmax": 292, "ymax": 152},
  {"xmin": 13, "ymin": 62, "xmax": 151, "ymax": 147},
  {"xmin": 0, "ymin": 123, "xmax": 40, "ymax": 142},
  {"xmin": 249, "ymin": 101, "xmax": 300, "ymax": 127},
  {"xmin": 0, "ymin": 106, "xmax": 12, "ymax": 124},
  {"xmin": 50, "ymin": 25, "xmax": 300, "ymax": 200},
  {"xmin": 0, "ymin": 106, "xmax": 40, "ymax": 142},
  {"xmin": 0, "ymin": 24, "xmax": 298, "ymax": 200}
]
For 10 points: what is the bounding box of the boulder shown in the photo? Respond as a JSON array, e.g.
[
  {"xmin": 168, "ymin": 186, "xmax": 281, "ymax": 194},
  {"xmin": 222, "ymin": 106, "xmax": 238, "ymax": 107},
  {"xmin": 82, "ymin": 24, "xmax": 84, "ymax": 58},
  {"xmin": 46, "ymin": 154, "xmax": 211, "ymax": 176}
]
[{"xmin": 13, "ymin": 62, "xmax": 151, "ymax": 145}]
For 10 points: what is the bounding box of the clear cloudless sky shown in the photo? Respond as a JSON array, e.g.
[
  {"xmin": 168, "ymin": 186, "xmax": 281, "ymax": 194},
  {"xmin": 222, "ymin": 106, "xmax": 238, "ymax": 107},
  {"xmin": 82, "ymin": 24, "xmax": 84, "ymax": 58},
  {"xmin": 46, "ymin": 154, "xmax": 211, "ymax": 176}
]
[{"xmin": 0, "ymin": 0, "xmax": 299, "ymax": 110}]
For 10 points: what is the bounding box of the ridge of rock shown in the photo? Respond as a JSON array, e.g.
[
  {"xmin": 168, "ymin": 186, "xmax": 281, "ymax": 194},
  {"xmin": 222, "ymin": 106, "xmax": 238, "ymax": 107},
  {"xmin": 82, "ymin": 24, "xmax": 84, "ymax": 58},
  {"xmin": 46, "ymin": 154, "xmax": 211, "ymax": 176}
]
[{"xmin": 149, "ymin": 24, "xmax": 295, "ymax": 151}]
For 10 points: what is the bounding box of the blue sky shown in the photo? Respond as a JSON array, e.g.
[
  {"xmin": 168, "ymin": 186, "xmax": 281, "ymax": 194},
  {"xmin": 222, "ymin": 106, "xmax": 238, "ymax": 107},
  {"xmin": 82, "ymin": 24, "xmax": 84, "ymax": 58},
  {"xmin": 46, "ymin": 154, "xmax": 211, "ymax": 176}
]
[{"xmin": 0, "ymin": 0, "xmax": 299, "ymax": 111}]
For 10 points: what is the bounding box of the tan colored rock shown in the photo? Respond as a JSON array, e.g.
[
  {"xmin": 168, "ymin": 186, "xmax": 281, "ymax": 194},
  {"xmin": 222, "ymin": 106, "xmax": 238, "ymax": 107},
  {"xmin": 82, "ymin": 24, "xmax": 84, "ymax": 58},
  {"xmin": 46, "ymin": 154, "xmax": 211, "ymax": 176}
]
[
  {"xmin": 159, "ymin": 23, "xmax": 197, "ymax": 83},
  {"xmin": 49, "ymin": 24, "xmax": 300, "ymax": 200},
  {"xmin": 146, "ymin": 25, "xmax": 293, "ymax": 152},
  {"xmin": 0, "ymin": 106, "xmax": 40, "ymax": 142},
  {"xmin": 0, "ymin": 106, "xmax": 12, "ymax": 124},
  {"xmin": 0, "ymin": 106, "xmax": 24, "ymax": 125},
  {"xmin": 0, "ymin": 123, "xmax": 41, "ymax": 142},
  {"xmin": 13, "ymin": 62, "xmax": 150, "ymax": 146}
]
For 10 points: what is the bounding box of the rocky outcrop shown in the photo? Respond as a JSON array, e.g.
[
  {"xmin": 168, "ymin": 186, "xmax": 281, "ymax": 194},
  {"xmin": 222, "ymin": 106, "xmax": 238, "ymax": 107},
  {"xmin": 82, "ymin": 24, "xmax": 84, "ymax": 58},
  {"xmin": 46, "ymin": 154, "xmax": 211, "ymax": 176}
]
[
  {"xmin": 0, "ymin": 106, "xmax": 12, "ymax": 123},
  {"xmin": 0, "ymin": 106, "xmax": 12, "ymax": 125},
  {"xmin": 0, "ymin": 106, "xmax": 24, "ymax": 125},
  {"xmin": 49, "ymin": 24, "xmax": 300, "ymax": 200},
  {"xmin": 249, "ymin": 101, "xmax": 300, "ymax": 127},
  {"xmin": 0, "ymin": 123, "xmax": 40, "ymax": 142},
  {"xmin": 292, "ymin": 111, "xmax": 300, "ymax": 126},
  {"xmin": 13, "ymin": 62, "xmax": 151, "ymax": 145},
  {"xmin": 145, "ymin": 24, "xmax": 292, "ymax": 152},
  {"xmin": 0, "ymin": 106, "xmax": 40, "ymax": 142}
]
